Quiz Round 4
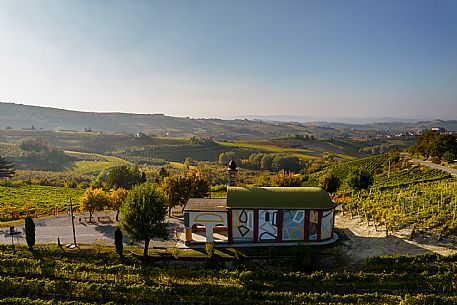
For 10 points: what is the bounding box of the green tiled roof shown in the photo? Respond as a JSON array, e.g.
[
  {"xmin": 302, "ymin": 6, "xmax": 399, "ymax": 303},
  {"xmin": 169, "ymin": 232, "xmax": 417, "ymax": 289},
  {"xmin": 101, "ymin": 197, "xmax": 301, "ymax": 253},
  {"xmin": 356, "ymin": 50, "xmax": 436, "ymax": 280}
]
[{"xmin": 227, "ymin": 186, "xmax": 336, "ymax": 210}]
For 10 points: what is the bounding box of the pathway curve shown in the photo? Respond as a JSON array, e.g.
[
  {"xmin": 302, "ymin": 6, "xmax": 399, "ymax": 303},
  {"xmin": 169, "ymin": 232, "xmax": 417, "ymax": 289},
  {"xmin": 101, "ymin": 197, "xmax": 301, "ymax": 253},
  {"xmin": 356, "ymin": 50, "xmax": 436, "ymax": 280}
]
[{"xmin": 401, "ymin": 153, "xmax": 457, "ymax": 176}]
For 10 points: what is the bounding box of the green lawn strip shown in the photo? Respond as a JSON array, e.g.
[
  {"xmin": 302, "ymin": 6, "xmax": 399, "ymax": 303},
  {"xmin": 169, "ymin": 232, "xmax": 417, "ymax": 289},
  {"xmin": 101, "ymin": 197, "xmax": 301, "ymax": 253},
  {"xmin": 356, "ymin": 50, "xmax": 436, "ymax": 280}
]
[
  {"xmin": 168, "ymin": 161, "xmax": 197, "ymax": 170},
  {"xmin": 64, "ymin": 150, "xmax": 130, "ymax": 175},
  {"xmin": 215, "ymin": 140, "xmax": 318, "ymax": 160}
]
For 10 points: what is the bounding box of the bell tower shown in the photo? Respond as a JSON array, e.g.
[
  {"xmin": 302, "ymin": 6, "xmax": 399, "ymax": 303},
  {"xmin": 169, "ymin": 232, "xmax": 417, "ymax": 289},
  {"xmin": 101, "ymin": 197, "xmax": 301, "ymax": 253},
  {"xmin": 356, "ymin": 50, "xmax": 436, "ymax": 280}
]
[{"xmin": 227, "ymin": 160, "xmax": 238, "ymax": 187}]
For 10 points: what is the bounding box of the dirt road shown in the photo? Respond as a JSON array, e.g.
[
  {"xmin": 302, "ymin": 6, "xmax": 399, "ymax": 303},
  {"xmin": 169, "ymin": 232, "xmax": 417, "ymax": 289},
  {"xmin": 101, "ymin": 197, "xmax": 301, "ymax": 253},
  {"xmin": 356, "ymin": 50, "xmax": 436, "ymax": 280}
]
[{"xmin": 334, "ymin": 213, "xmax": 457, "ymax": 266}]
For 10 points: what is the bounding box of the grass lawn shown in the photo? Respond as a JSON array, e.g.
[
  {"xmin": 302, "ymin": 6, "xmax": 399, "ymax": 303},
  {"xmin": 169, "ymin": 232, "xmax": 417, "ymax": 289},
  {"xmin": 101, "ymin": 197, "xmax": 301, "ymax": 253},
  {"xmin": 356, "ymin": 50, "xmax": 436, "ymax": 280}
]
[
  {"xmin": 65, "ymin": 150, "xmax": 131, "ymax": 174},
  {"xmin": 216, "ymin": 140, "xmax": 316, "ymax": 160}
]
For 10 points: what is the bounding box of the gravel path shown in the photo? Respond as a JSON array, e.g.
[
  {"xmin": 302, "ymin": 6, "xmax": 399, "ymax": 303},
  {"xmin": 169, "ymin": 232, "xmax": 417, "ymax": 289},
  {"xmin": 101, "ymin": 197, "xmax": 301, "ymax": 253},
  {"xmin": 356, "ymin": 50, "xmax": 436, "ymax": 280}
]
[
  {"xmin": 0, "ymin": 210, "xmax": 184, "ymax": 248},
  {"xmin": 408, "ymin": 157, "xmax": 457, "ymax": 176}
]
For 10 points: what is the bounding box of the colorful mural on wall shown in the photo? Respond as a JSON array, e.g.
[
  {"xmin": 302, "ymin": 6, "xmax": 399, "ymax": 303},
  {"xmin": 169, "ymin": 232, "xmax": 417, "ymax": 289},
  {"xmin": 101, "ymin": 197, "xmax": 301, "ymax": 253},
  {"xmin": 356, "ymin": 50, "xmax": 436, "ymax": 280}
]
[
  {"xmin": 184, "ymin": 185, "xmax": 337, "ymax": 245},
  {"xmin": 309, "ymin": 210, "xmax": 319, "ymax": 241},
  {"xmin": 282, "ymin": 209, "xmax": 305, "ymax": 241},
  {"xmin": 232, "ymin": 209, "xmax": 254, "ymax": 242},
  {"xmin": 321, "ymin": 210, "xmax": 334, "ymax": 240},
  {"xmin": 258, "ymin": 209, "xmax": 278, "ymax": 241}
]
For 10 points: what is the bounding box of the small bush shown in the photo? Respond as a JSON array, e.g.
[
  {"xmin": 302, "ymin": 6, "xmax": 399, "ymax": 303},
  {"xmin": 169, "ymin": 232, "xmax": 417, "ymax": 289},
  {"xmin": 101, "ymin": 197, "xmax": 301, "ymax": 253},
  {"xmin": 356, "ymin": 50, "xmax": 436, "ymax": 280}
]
[{"xmin": 205, "ymin": 242, "xmax": 215, "ymax": 258}]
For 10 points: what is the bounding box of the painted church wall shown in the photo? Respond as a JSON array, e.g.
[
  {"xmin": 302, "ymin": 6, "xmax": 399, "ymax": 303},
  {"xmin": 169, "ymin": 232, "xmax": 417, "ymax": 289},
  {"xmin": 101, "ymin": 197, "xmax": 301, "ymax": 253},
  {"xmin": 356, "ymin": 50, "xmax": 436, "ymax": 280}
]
[
  {"xmin": 309, "ymin": 210, "xmax": 319, "ymax": 241},
  {"xmin": 258, "ymin": 209, "xmax": 278, "ymax": 241},
  {"xmin": 282, "ymin": 209, "xmax": 305, "ymax": 241},
  {"xmin": 186, "ymin": 211, "xmax": 227, "ymax": 228},
  {"xmin": 232, "ymin": 209, "xmax": 254, "ymax": 242},
  {"xmin": 320, "ymin": 210, "xmax": 334, "ymax": 240}
]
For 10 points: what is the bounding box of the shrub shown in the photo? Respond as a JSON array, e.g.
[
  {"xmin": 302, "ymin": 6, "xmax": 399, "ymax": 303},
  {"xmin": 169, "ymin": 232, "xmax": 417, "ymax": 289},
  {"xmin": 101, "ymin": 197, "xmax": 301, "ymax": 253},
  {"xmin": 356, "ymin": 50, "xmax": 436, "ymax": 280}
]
[{"xmin": 205, "ymin": 242, "xmax": 215, "ymax": 258}]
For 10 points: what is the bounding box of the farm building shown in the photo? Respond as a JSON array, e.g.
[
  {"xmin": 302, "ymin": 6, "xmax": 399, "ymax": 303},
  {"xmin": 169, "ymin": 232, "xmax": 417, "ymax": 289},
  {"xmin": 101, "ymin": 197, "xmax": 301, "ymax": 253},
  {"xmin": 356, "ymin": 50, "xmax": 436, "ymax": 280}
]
[{"xmin": 183, "ymin": 161, "xmax": 337, "ymax": 245}]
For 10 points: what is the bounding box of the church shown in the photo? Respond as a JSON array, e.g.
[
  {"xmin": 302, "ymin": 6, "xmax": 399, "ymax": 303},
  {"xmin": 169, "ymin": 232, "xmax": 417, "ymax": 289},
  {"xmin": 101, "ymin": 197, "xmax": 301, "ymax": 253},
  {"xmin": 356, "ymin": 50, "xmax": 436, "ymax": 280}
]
[{"xmin": 183, "ymin": 161, "xmax": 337, "ymax": 245}]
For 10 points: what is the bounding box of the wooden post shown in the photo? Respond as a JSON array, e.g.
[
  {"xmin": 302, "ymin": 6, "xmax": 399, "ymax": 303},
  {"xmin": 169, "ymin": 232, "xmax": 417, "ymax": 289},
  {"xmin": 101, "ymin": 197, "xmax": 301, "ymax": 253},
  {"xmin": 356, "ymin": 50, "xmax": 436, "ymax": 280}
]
[
  {"xmin": 276, "ymin": 210, "xmax": 283, "ymax": 242},
  {"xmin": 253, "ymin": 210, "xmax": 259, "ymax": 243},
  {"xmin": 227, "ymin": 210, "xmax": 233, "ymax": 245},
  {"xmin": 317, "ymin": 210, "xmax": 323, "ymax": 241},
  {"xmin": 304, "ymin": 210, "xmax": 310, "ymax": 242},
  {"xmin": 70, "ymin": 198, "xmax": 77, "ymax": 246}
]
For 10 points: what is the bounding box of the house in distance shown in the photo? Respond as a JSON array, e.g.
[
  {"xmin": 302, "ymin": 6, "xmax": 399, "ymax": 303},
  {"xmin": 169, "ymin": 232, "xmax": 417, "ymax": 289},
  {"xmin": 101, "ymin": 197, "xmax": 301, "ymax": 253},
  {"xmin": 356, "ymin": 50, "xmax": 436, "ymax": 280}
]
[{"xmin": 183, "ymin": 160, "xmax": 338, "ymax": 245}]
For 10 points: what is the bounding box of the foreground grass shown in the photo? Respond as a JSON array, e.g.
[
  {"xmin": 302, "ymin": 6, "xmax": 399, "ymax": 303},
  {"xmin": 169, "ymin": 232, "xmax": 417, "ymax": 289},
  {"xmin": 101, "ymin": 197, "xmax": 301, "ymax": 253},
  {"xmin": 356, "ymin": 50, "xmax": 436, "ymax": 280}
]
[{"xmin": 0, "ymin": 244, "xmax": 455, "ymax": 304}]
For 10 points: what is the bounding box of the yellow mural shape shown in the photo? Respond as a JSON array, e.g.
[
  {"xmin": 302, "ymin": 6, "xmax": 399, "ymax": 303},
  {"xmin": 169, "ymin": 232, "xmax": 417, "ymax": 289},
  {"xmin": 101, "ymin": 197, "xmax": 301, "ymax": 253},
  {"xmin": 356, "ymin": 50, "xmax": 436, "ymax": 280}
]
[
  {"xmin": 194, "ymin": 213, "xmax": 225, "ymax": 223},
  {"xmin": 321, "ymin": 227, "xmax": 331, "ymax": 239},
  {"xmin": 310, "ymin": 210, "xmax": 318, "ymax": 224}
]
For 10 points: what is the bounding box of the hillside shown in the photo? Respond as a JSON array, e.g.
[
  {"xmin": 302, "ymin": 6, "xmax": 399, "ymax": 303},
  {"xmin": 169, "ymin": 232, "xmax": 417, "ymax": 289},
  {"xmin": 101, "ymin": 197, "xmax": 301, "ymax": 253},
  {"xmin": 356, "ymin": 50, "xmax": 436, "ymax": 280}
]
[
  {"xmin": 2, "ymin": 102, "xmax": 456, "ymax": 140},
  {"xmin": 0, "ymin": 103, "xmax": 313, "ymax": 140}
]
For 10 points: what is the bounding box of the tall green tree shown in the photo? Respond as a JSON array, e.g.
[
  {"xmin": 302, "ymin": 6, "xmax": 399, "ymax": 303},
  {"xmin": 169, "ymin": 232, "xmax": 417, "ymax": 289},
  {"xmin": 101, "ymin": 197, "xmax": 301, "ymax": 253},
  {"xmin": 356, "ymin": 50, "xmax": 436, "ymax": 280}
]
[
  {"xmin": 412, "ymin": 130, "xmax": 457, "ymax": 160},
  {"xmin": 260, "ymin": 154, "xmax": 275, "ymax": 170},
  {"xmin": 24, "ymin": 216, "xmax": 35, "ymax": 250},
  {"xmin": 120, "ymin": 183, "xmax": 168, "ymax": 258},
  {"xmin": 161, "ymin": 172, "xmax": 209, "ymax": 216},
  {"xmin": 0, "ymin": 156, "xmax": 15, "ymax": 178},
  {"xmin": 107, "ymin": 165, "xmax": 142, "ymax": 190},
  {"xmin": 114, "ymin": 227, "xmax": 124, "ymax": 257},
  {"xmin": 218, "ymin": 151, "xmax": 236, "ymax": 166},
  {"xmin": 319, "ymin": 170, "xmax": 340, "ymax": 193},
  {"xmin": 158, "ymin": 167, "xmax": 169, "ymax": 181},
  {"xmin": 140, "ymin": 172, "xmax": 147, "ymax": 184},
  {"xmin": 272, "ymin": 154, "xmax": 302, "ymax": 173},
  {"xmin": 347, "ymin": 167, "xmax": 374, "ymax": 191}
]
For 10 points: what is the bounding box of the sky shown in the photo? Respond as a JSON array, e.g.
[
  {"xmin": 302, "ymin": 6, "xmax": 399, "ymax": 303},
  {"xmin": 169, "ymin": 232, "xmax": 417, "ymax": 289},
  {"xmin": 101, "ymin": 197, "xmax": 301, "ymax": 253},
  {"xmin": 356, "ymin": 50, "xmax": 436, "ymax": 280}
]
[{"xmin": 0, "ymin": 0, "xmax": 456, "ymax": 120}]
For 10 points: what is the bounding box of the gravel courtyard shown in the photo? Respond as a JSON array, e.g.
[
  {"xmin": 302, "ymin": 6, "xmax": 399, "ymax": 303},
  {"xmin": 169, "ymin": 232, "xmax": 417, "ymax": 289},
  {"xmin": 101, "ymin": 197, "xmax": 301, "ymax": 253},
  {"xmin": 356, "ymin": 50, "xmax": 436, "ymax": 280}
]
[{"xmin": 0, "ymin": 210, "xmax": 183, "ymax": 248}]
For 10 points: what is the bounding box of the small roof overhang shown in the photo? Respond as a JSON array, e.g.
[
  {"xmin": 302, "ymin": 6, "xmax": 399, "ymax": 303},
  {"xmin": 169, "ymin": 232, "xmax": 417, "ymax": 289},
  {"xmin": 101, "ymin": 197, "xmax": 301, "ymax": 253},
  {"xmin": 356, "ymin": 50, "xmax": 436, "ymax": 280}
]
[{"xmin": 184, "ymin": 198, "xmax": 227, "ymax": 212}]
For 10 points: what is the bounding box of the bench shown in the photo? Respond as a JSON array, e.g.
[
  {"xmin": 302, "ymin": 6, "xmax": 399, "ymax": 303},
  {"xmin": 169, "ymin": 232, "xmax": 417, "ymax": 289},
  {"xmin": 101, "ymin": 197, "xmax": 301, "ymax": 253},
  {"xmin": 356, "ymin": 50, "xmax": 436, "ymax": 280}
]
[{"xmin": 97, "ymin": 216, "xmax": 112, "ymax": 223}]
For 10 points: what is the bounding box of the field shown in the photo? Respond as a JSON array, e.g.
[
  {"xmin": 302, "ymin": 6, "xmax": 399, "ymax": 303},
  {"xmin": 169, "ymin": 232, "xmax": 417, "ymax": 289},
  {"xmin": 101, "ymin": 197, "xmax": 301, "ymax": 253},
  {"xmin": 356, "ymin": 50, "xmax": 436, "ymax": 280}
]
[
  {"xmin": 340, "ymin": 179, "xmax": 457, "ymax": 236},
  {"xmin": 0, "ymin": 184, "xmax": 84, "ymax": 219},
  {"xmin": 373, "ymin": 165, "xmax": 451, "ymax": 188},
  {"xmin": 65, "ymin": 151, "xmax": 131, "ymax": 175},
  {"xmin": 216, "ymin": 139, "xmax": 361, "ymax": 160},
  {"xmin": 0, "ymin": 245, "xmax": 455, "ymax": 304}
]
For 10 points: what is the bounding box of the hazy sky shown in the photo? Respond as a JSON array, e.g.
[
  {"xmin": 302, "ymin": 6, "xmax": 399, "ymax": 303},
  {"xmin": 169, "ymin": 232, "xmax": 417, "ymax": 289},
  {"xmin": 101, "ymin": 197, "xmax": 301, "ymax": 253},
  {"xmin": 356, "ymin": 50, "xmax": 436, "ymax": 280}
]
[{"xmin": 1, "ymin": 1, "xmax": 456, "ymax": 119}]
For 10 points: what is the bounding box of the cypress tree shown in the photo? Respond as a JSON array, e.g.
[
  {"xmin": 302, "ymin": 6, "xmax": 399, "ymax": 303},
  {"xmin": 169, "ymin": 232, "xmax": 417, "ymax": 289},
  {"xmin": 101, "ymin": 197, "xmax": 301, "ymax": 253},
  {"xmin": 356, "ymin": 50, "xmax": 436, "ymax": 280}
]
[
  {"xmin": 24, "ymin": 216, "xmax": 36, "ymax": 250},
  {"xmin": 114, "ymin": 227, "xmax": 123, "ymax": 257},
  {"xmin": 0, "ymin": 156, "xmax": 15, "ymax": 178}
]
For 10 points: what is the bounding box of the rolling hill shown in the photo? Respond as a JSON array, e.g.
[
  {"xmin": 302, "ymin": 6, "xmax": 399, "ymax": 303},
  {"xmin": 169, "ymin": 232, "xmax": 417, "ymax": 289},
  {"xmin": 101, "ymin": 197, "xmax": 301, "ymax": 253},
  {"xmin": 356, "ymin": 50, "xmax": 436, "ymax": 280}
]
[{"xmin": 1, "ymin": 102, "xmax": 455, "ymax": 140}]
